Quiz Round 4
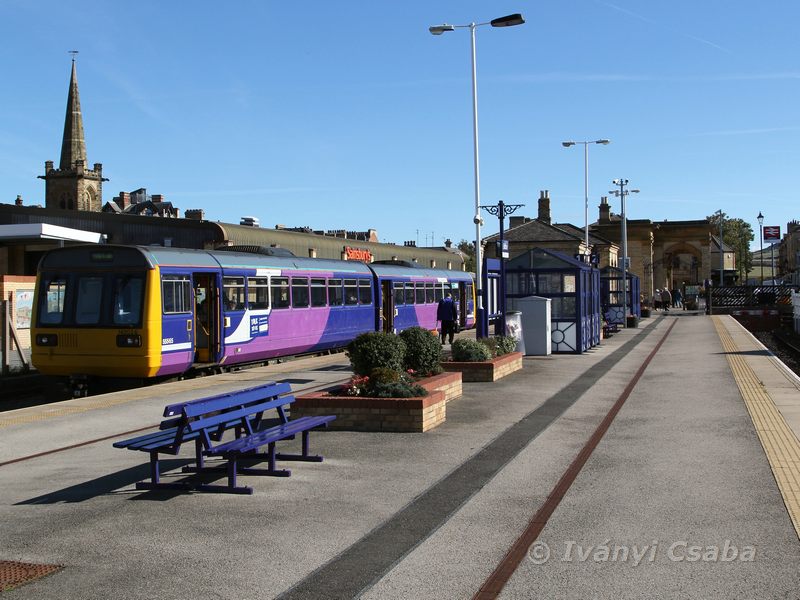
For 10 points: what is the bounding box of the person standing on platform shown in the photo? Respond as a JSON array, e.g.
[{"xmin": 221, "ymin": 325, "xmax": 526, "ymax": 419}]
[
  {"xmin": 437, "ymin": 292, "xmax": 458, "ymax": 345},
  {"xmin": 661, "ymin": 288, "xmax": 672, "ymax": 312},
  {"xmin": 673, "ymin": 288, "xmax": 683, "ymax": 309}
]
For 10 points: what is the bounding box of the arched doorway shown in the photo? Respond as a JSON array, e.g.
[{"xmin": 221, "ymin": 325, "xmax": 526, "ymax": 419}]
[{"xmin": 661, "ymin": 242, "xmax": 702, "ymax": 290}]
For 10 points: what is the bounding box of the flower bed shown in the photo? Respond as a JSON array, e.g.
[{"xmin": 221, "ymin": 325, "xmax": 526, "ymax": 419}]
[
  {"xmin": 440, "ymin": 351, "xmax": 523, "ymax": 382},
  {"xmin": 292, "ymin": 372, "xmax": 461, "ymax": 432}
]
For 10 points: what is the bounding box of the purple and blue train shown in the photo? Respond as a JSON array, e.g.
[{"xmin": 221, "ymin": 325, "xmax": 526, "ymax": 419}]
[{"xmin": 31, "ymin": 245, "xmax": 475, "ymax": 386}]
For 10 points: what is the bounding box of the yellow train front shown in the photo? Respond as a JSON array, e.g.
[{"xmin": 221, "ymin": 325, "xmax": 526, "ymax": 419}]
[{"xmin": 32, "ymin": 246, "xmax": 165, "ymax": 383}]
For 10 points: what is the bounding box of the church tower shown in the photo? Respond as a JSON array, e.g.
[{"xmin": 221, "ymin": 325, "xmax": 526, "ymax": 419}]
[{"xmin": 39, "ymin": 56, "xmax": 106, "ymax": 211}]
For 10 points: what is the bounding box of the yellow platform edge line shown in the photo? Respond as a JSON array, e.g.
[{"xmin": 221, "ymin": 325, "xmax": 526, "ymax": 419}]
[{"xmin": 712, "ymin": 316, "xmax": 800, "ymax": 540}]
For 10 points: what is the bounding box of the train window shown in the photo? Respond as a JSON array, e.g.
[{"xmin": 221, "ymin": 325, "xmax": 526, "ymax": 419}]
[
  {"xmin": 415, "ymin": 283, "xmax": 425, "ymax": 305},
  {"xmin": 223, "ymin": 277, "xmax": 246, "ymax": 311},
  {"xmin": 271, "ymin": 277, "xmax": 290, "ymax": 309},
  {"xmin": 358, "ymin": 279, "xmax": 372, "ymax": 305},
  {"xmin": 75, "ymin": 276, "xmax": 104, "ymax": 325},
  {"xmin": 247, "ymin": 277, "xmax": 270, "ymax": 310},
  {"xmin": 328, "ymin": 279, "xmax": 343, "ymax": 306},
  {"xmin": 344, "ymin": 279, "xmax": 359, "ymax": 305},
  {"xmin": 404, "ymin": 283, "xmax": 415, "ymax": 305},
  {"xmin": 311, "ymin": 278, "xmax": 327, "ymax": 307},
  {"xmin": 39, "ymin": 277, "xmax": 67, "ymax": 325},
  {"xmin": 292, "ymin": 277, "xmax": 309, "ymax": 308},
  {"xmin": 393, "ymin": 282, "xmax": 404, "ymax": 305},
  {"xmin": 162, "ymin": 275, "xmax": 192, "ymax": 314},
  {"xmin": 113, "ymin": 275, "xmax": 144, "ymax": 326},
  {"xmin": 434, "ymin": 284, "xmax": 444, "ymax": 302},
  {"xmin": 425, "ymin": 283, "xmax": 435, "ymax": 304}
]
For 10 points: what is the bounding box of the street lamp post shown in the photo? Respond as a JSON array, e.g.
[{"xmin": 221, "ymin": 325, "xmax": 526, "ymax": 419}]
[
  {"xmin": 757, "ymin": 211, "xmax": 764, "ymax": 284},
  {"xmin": 430, "ymin": 13, "xmax": 525, "ymax": 337},
  {"xmin": 562, "ymin": 139, "xmax": 610, "ymax": 256},
  {"xmin": 608, "ymin": 179, "xmax": 639, "ymax": 325},
  {"xmin": 481, "ymin": 200, "xmax": 524, "ymax": 334}
]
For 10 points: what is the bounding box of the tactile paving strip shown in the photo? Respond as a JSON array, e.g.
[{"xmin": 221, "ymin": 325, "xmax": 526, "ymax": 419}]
[
  {"xmin": 0, "ymin": 560, "xmax": 62, "ymax": 591},
  {"xmin": 713, "ymin": 316, "xmax": 800, "ymax": 539}
]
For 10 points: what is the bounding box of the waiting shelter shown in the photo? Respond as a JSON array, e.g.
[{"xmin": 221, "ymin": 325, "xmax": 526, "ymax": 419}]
[
  {"xmin": 600, "ymin": 266, "xmax": 641, "ymax": 325},
  {"xmin": 504, "ymin": 248, "xmax": 601, "ymax": 353}
]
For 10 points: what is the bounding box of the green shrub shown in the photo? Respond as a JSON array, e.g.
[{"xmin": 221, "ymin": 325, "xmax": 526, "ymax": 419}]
[
  {"xmin": 399, "ymin": 326, "xmax": 442, "ymax": 375},
  {"xmin": 368, "ymin": 380, "xmax": 428, "ymax": 398},
  {"xmin": 493, "ymin": 335, "xmax": 518, "ymax": 356},
  {"xmin": 347, "ymin": 332, "xmax": 406, "ymax": 376},
  {"xmin": 369, "ymin": 367, "xmax": 402, "ymax": 385},
  {"xmin": 480, "ymin": 336, "xmax": 498, "ymax": 357},
  {"xmin": 451, "ymin": 338, "xmax": 492, "ymax": 362}
]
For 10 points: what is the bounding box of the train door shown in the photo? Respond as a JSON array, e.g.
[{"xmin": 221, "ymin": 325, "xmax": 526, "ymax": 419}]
[
  {"xmin": 381, "ymin": 280, "xmax": 394, "ymax": 333},
  {"xmin": 457, "ymin": 282, "xmax": 467, "ymax": 328},
  {"xmin": 193, "ymin": 273, "xmax": 219, "ymax": 364}
]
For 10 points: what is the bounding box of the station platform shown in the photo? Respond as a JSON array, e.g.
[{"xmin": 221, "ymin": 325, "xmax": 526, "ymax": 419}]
[{"xmin": 1, "ymin": 315, "xmax": 799, "ymax": 598}]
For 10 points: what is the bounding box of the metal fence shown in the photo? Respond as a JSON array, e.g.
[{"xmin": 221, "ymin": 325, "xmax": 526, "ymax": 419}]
[{"xmin": 709, "ymin": 285, "xmax": 795, "ymax": 308}]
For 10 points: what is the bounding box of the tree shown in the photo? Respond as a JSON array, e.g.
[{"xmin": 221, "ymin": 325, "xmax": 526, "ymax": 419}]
[
  {"xmin": 457, "ymin": 239, "xmax": 476, "ymax": 273},
  {"xmin": 707, "ymin": 212, "xmax": 754, "ymax": 283}
]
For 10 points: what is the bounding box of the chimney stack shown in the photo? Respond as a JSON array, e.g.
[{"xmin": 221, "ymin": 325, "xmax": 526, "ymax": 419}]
[
  {"xmin": 537, "ymin": 190, "xmax": 551, "ymax": 225},
  {"xmin": 15, "ymin": 195, "xmax": 23, "ymax": 206},
  {"xmin": 599, "ymin": 196, "xmax": 610, "ymax": 223}
]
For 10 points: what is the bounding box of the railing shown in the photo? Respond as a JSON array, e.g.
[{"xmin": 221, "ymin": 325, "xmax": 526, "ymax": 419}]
[{"xmin": 709, "ymin": 285, "xmax": 795, "ymax": 308}]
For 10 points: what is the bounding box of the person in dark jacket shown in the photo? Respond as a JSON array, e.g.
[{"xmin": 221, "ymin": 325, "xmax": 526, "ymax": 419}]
[{"xmin": 437, "ymin": 293, "xmax": 459, "ymax": 345}]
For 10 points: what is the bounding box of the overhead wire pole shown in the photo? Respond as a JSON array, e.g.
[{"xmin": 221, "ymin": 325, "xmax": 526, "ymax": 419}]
[{"xmin": 562, "ymin": 139, "xmax": 610, "ymax": 257}]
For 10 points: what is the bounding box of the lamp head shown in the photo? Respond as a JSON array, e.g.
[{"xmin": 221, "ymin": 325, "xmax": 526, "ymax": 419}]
[
  {"xmin": 429, "ymin": 24, "xmax": 455, "ymax": 35},
  {"xmin": 562, "ymin": 141, "xmax": 575, "ymax": 147},
  {"xmin": 757, "ymin": 211, "xmax": 764, "ymax": 223},
  {"xmin": 631, "ymin": 189, "xmax": 640, "ymax": 194},
  {"xmin": 490, "ymin": 13, "xmax": 525, "ymax": 27},
  {"xmin": 595, "ymin": 139, "xmax": 611, "ymax": 145}
]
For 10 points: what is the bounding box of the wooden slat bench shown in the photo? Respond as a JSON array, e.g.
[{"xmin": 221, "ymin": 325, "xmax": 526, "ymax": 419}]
[{"xmin": 113, "ymin": 382, "xmax": 335, "ymax": 494}]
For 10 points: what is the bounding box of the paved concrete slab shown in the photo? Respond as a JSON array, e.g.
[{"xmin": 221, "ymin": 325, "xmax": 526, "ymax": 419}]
[{"xmin": 1, "ymin": 315, "xmax": 798, "ymax": 599}]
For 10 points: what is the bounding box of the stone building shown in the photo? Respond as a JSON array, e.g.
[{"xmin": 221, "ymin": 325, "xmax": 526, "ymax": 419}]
[
  {"xmin": 38, "ymin": 59, "xmax": 106, "ymax": 212},
  {"xmin": 591, "ymin": 197, "xmax": 736, "ymax": 301},
  {"xmin": 482, "ymin": 190, "xmax": 619, "ymax": 269}
]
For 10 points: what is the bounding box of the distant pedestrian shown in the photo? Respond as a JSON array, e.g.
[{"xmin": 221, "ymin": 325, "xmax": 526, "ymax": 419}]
[
  {"xmin": 661, "ymin": 288, "xmax": 672, "ymax": 312},
  {"xmin": 673, "ymin": 288, "xmax": 683, "ymax": 309},
  {"xmin": 654, "ymin": 289, "xmax": 662, "ymax": 311},
  {"xmin": 437, "ymin": 292, "xmax": 458, "ymax": 345}
]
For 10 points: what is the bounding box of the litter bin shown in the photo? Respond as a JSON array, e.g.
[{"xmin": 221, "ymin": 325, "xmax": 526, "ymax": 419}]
[
  {"xmin": 515, "ymin": 296, "xmax": 552, "ymax": 356},
  {"xmin": 505, "ymin": 310, "xmax": 525, "ymax": 354}
]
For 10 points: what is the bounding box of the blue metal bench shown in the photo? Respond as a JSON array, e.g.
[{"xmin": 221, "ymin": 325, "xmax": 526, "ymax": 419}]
[{"xmin": 113, "ymin": 382, "xmax": 335, "ymax": 494}]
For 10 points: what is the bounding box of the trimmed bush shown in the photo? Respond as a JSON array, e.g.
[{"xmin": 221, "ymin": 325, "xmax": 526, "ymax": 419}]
[
  {"xmin": 399, "ymin": 326, "xmax": 442, "ymax": 375},
  {"xmin": 368, "ymin": 367, "xmax": 402, "ymax": 385},
  {"xmin": 347, "ymin": 332, "xmax": 406, "ymax": 376},
  {"xmin": 369, "ymin": 380, "xmax": 428, "ymax": 398},
  {"xmin": 451, "ymin": 338, "xmax": 492, "ymax": 362},
  {"xmin": 493, "ymin": 335, "xmax": 518, "ymax": 356}
]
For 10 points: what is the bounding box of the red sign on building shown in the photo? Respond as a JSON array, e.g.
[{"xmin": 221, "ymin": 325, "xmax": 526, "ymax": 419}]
[
  {"xmin": 763, "ymin": 226, "xmax": 781, "ymax": 242},
  {"xmin": 344, "ymin": 246, "xmax": 373, "ymax": 262}
]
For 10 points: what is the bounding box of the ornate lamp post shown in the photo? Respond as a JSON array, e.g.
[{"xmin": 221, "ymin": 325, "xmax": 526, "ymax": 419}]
[
  {"xmin": 429, "ymin": 13, "xmax": 525, "ymax": 337},
  {"xmin": 481, "ymin": 200, "xmax": 524, "ymax": 333}
]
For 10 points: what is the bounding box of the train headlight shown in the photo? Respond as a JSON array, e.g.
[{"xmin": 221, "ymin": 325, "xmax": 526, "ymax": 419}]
[
  {"xmin": 35, "ymin": 333, "xmax": 58, "ymax": 346},
  {"xmin": 116, "ymin": 334, "xmax": 142, "ymax": 348}
]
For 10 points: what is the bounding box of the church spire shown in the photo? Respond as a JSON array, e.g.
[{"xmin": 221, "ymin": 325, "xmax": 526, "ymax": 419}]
[{"xmin": 59, "ymin": 54, "xmax": 87, "ymax": 170}]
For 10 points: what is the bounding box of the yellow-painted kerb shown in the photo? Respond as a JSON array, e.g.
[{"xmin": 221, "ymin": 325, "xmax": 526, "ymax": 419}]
[{"xmin": 712, "ymin": 316, "xmax": 800, "ymax": 539}]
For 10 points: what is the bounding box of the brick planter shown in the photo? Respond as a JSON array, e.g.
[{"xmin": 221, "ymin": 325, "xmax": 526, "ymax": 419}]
[
  {"xmin": 292, "ymin": 373, "xmax": 458, "ymax": 432},
  {"xmin": 440, "ymin": 351, "xmax": 523, "ymax": 382}
]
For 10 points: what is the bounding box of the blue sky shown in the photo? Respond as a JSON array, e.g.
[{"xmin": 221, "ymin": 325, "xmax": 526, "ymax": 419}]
[{"xmin": 1, "ymin": 1, "xmax": 798, "ymax": 249}]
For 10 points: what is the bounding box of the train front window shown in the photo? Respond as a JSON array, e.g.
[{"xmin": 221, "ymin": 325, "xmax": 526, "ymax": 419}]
[
  {"xmin": 75, "ymin": 276, "xmax": 104, "ymax": 325},
  {"xmin": 113, "ymin": 275, "xmax": 144, "ymax": 326},
  {"xmin": 38, "ymin": 277, "xmax": 67, "ymax": 325}
]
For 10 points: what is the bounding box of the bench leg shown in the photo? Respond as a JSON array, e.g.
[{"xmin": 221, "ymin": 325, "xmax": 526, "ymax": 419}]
[
  {"xmin": 276, "ymin": 430, "xmax": 324, "ymax": 463},
  {"xmin": 135, "ymin": 451, "xmax": 193, "ymax": 492},
  {"xmin": 180, "ymin": 440, "xmax": 207, "ymax": 474},
  {"xmin": 238, "ymin": 443, "xmax": 292, "ymax": 477},
  {"xmin": 192, "ymin": 457, "xmax": 254, "ymax": 495}
]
